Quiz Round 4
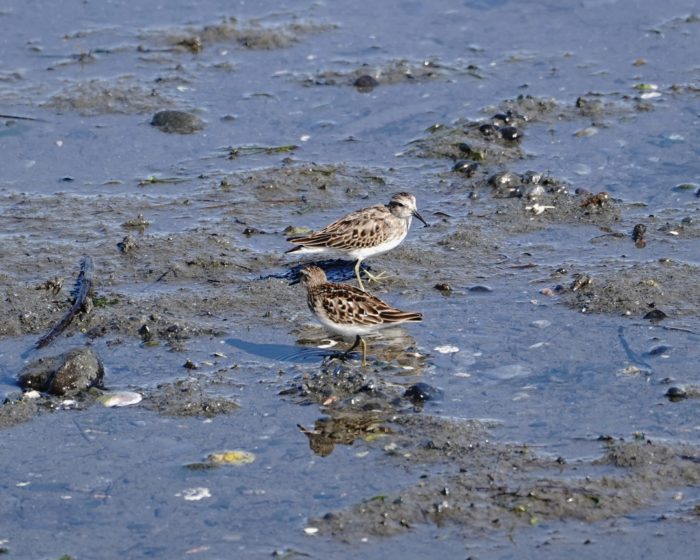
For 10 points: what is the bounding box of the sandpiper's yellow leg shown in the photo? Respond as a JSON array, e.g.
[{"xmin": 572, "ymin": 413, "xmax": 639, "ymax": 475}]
[
  {"xmin": 353, "ymin": 260, "xmax": 366, "ymax": 291},
  {"xmin": 364, "ymin": 269, "xmax": 388, "ymax": 284},
  {"xmin": 355, "ymin": 260, "xmax": 389, "ymax": 290},
  {"xmin": 343, "ymin": 335, "xmax": 367, "ymax": 366}
]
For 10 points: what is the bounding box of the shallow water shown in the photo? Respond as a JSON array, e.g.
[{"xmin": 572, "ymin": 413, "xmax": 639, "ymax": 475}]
[{"xmin": 1, "ymin": 0, "xmax": 699, "ymax": 558}]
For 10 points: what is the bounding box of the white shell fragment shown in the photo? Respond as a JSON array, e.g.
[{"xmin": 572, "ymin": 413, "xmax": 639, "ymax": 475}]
[
  {"xmin": 434, "ymin": 345, "xmax": 459, "ymax": 354},
  {"xmin": 304, "ymin": 527, "xmax": 319, "ymax": 535},
  {"xmin": 525, "ymin": 203, "xmax": 556, "ymax": 215},
  {"xmin": 178, "ymin": 487, "xmax": 211, "ymax": 501},
  {"xmin": 101, "ymin": 391, "xmax": 143, "ymax": 407}
]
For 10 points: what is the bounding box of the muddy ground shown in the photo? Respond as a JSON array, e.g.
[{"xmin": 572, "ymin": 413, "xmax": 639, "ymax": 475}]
[{"xmin": 1, "ymin": 1, "xmax": 699, "ymax": 558}]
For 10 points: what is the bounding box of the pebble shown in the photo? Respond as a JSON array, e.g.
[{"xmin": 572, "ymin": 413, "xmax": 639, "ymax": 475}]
[
  {"xmin": 151, "ymin": 110, "xmax": 204, "ymax": 134},
  {"xmin": 353, "ymin": 75, "xmax": 379, "ymax": 91},
  {"xmin": 404, "ymin": 382, "xmax": 443, "ymax": 404},
  {"xmin": 643, "ymin": 309, "xmax": 667, "ymax": 322}
]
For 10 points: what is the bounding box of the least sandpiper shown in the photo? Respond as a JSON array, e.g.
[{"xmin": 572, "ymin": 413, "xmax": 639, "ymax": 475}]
[
  {"xmin": 286, "ymin": 192, "xmax": 428, "ymax": 291},
  {"xmin": 296, "ymin": 265, "xmax": 422, "ymax": 366}
]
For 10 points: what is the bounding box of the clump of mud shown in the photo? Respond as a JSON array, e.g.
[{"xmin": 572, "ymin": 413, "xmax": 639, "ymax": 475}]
[
  {"xmin": 43, "ymin": 77, "xmax": 174, "ymax": 115},
  {"xmin": 143, "ymin": 16, "xmax": 336, "ymax": 52},
  {"xmin": 310, "ymin": 415, "xmax": 700, "ymax": 539},
  {"xmin": 303, "ymin": 59, "xmax": 448, "ymax": 88},
  {"xmin": 143, "ymin": 376, "xmax": 239, "ymax": 418},
  {"xmin": 562, "ymin": 260, "xmax": 700, "ymax": 317}
]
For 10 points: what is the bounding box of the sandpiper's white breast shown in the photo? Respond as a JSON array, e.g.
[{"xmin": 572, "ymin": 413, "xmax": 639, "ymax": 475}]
[
  {"xmin": 316, "ymin": 312, "xmax": 377, "ymax": 337},
  {"xmin": 346, "ymin": 215, "xmax": 412, "ymax": 260}
]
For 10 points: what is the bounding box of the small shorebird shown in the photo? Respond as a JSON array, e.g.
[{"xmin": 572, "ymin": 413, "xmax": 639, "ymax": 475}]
[
  {"xmin": 286, "ymin": 192, "xmax": 428, "ymax": 291},
  {"xmin": 296, "ymin": 265, "xmax": 422, "ymax": 366}
]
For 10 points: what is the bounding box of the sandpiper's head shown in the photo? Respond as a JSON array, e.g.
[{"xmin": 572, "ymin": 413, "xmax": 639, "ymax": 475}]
[
  {"xmin": 298, "ymin": 265, "xmax": 328, "ymax": 288},
  {"xmin": 388, "ymin": 192, "xmax": 429, "ymax": 227}
]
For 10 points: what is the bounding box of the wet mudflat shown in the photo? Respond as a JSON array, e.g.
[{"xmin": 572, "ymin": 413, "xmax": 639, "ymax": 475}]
[{"xmin": 1, "ymin": 0, "xmax": 699, "ymax": 558}]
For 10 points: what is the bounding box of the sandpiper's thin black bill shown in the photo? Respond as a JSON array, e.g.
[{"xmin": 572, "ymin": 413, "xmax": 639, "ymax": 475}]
[{"xmin": 414, "ymin": 210, "xmax": 430, "ymax": 227}]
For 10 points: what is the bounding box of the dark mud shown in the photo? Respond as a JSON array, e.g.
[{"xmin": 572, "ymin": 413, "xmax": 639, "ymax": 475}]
[
  {"xmin": 311, "ymin": 416, "xmax": 700, "ymax": 539},
  {"xmin": 562, "ymin": 259, "xmax": 700, "ymax": 317}
]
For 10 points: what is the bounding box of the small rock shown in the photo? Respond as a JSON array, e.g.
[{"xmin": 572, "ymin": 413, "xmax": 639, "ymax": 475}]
[
  {"xmin": 404, "ymin": 382, "xmax": 442, "ymax": 404},
  {"xmin": 117, "ymin": 235, "xmax": 137, "ymax": 254},
  {"xmin": 571, "ymin": 275, "xmax": 593, "ymax": 292},
  {"xmin": 498, "ymin": 126, "xmax": 521, "ymax": 141},
  {"xmin": 434, "ymin": 282, "xmax": 452, "ymax": 293},
  {"xmin": 452, "ymin": 160, "xmax": 479, "ymax": 176},
  {"xmin": 665, "ymin": 386, "xmax": 687, "ymax": 401},
  {"xmin": 353, "ymin": 74, "xmax": 379, "ymax": 91},
  {"xmin": 643, "ymin": 309, "xmax": 667, "ymax": 322},
  {"xmin": 138, "ymin": 324, "xmax": 153, "ymax": 342},
  {"xmin": 632, "ymin": 223, "xmax": 647, "ymax": 241},
  {"xmin": 151, "ymin": 110, "xmax": 204, "ymax": 134},
  {"xmin": 18, "ymin": 347, "xmax": 104, "ymax": 396}
]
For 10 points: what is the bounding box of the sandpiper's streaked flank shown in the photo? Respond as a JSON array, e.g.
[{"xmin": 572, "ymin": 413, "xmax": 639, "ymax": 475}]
[
  {"xmin": 297, "ymin": 265, "xmax": 422, "ymax": 366},
  {"xmin": 286, "ymin": 192, "xmax": 428, "ymax": 291}
]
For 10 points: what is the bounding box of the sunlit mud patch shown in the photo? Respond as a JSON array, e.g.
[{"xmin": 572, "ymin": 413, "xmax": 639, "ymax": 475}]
[
  {"xmin": 43, "ymin": 77, "xmax": 175, "ymax": 115},
  {"xmin": 142, "ymin": 375, "xmax": 239, "ymax": 418},
  {"xmin": 309, "ymin": 415, "xmax": 700, "ymax": 539},
  {"xmin": 229, "ymin": 162, "xmax": 389, "ymax": 204},
  {"xmin": 141, "ymin": 16, "xmax": 336, "ymax": 52},
  {"xmin": 300, "ymin": 58, "xmax": 459, "ymax": 88},
  {"xmin": 561, "ymin": 260, "xmax": 700, "ymax": 317}
]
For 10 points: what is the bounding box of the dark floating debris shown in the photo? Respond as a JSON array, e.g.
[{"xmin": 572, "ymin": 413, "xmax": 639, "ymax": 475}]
[
  {"xmin": 35, "ymin": 256, "xmax": 94, "ymax": 350},
  {"xmin": 151, "ymin": 110, "xmax": 204, "ymax": 134}
]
